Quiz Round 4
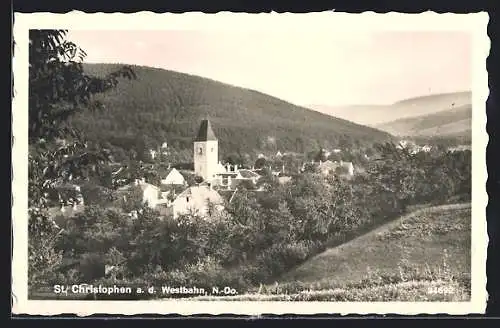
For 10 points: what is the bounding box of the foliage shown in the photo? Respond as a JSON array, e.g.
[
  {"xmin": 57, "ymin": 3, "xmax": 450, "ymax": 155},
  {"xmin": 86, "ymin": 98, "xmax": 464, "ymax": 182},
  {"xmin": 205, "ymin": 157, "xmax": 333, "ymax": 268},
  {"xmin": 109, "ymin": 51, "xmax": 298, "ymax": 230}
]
[
  {"xmin": 80, "ymin": 182, "xmax": 116, "ymax": 206},
  {"xmin": 314, "ymin": 148, "xmax": 328, "ymax": 162},
  {"xmin": 28, "ymin": 30, "xmax": 136, "ymax": 288},
  {"xmin": 254, "ymin": 157, "xmax": 267, "ymax": 170}
]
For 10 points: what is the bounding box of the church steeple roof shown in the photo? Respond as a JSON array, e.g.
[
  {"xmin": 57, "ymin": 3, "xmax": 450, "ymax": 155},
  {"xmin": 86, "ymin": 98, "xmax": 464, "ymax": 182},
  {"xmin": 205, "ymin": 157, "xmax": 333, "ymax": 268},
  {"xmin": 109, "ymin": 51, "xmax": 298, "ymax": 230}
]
[{"xmin": 195, "ymin": 119, "xmax": 217, "ymax": 142}]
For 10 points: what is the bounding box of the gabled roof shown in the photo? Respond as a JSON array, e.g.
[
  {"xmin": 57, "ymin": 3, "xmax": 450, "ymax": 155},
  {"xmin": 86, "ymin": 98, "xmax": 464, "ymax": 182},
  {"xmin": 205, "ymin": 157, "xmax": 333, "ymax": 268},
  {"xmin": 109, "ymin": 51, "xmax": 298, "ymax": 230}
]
[
  {"xmin": 175, "ymin": 185, "xmax": 224, "ymax": 205},
  {"xmin": 117, "ymin": 181, "xmax": 159, "ymax": 192},
  {"xmin": 217, "ymin": 172, "xmax": 238, "ymax": 177},
  {"xmin": 194, "ymin": 119, "xmax": 217, "ymax": 142},
  {"xmin": 162, "ymin": 168, "xmax": 185, "ymax": 181},
  {"xmin": 342, "ymin": 161, "xmax": 354, "ymax": 168},
  {"xmin": 237, "ymin": 169, "xmax": 261, "ymax": 179},
  {"xmin": 278, "ymin": 176, "xmax": 293, "ymax": 184},
  {"xmin": 318, "ymin": 160, "xmax": 337, "ymax": 170}
]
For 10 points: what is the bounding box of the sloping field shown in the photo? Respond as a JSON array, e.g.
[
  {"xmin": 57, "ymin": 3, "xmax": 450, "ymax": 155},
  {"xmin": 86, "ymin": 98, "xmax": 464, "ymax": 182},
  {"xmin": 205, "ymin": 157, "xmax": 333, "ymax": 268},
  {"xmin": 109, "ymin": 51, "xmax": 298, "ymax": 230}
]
[
  {"xmin": 281, "ymin": 203, "xmax": 470, "ymax": 284},
  {"xmin": 187, "ymin": 203, "xmax": 471, "ymax": 301}
]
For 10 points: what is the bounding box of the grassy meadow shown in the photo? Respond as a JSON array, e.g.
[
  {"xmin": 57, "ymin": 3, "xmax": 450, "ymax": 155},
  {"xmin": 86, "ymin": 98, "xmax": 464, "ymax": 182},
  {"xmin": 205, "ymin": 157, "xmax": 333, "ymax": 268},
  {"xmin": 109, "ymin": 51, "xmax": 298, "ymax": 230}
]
[{"xmin": 185, "ymin": 203, "xmax": 471, "ymax": 302}]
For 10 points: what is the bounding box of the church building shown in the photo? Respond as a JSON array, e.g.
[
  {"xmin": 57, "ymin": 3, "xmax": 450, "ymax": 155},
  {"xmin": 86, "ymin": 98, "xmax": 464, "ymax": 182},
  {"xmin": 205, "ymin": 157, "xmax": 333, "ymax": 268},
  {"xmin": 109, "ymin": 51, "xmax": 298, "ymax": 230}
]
[{"xmin": 193, "ymin": 119, "xmax": 219, "ymax": 182}]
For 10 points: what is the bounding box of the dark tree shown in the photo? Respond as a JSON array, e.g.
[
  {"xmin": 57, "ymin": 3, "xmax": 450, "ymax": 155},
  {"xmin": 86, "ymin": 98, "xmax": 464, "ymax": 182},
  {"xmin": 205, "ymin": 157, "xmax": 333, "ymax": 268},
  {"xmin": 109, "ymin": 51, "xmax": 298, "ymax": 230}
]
[
  {"xmin": 314, "ymin": 148, "xmax": 328, "ymax": 162},
  {"xmin": 28, "ymin": 30, "xmax": 136, "ymax": 287},
  {"xmin": 254, "ymin": 157, "xmax": 267, "ymax": 170}
]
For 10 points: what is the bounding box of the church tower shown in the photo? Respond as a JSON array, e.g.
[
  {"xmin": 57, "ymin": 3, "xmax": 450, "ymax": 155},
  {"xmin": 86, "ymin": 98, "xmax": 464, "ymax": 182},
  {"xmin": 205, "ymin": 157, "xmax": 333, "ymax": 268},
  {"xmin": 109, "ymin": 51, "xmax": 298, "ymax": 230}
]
[{"xmin": 193, "ymin": 119, "xmax": 218, "ymax": 182}]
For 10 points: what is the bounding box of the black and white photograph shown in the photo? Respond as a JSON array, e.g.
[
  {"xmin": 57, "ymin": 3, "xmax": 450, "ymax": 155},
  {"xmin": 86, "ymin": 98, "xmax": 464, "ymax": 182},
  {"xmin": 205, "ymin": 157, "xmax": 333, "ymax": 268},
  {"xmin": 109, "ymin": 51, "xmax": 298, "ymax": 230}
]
[{"xmin": 12, "ymin": 12, "xmax": 488, "ymax": 315}]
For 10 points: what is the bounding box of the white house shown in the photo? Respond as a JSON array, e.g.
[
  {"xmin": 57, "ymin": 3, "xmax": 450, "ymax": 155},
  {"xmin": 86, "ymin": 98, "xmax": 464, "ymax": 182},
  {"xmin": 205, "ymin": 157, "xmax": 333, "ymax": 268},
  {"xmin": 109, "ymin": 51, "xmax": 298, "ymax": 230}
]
[
  {"xmin": 149, "ymin": 149, "xmax": 158, "ymax": 160},
  {"xmin": 317, "ymin": 160, "xmax": 337, "ymax": 176},
  {"xmin": 160, "ymin": 168, "xmax": 186, "ymax": 185},
  {"xmin": 170, "ymin": 185, "xmax": 224, "ymax": 219},
  {"xmin": 117, "ymin": 178, "xmax": 160, "ymax": 209},
  {"xmin": 234, "ymin": 169, "xmax": 261, "ymax": 188},
  {"xmin": 215, "ymin": 171, "xmax": 238, "ymax": 190},
  {"xmin": 397, "ymin": 140, "xmax": 419, "ymax": 154},
  {"xmin": 420, "ymin": 145, "xmax": 432, "ymax": 152},
  {"xmin": 340, "ymin": 161, "xmax": 355, "ymax": 176},
  {"xmin": 216, "ymin": 162, "xmax": 227, "ymax": 174},
  {"xmin": 278, "ymin": 176, "xmax": 292, "ymax": 184},
  {"xmin": 317, "ymin": 160, "xmax": 355, "ymax": 177}
]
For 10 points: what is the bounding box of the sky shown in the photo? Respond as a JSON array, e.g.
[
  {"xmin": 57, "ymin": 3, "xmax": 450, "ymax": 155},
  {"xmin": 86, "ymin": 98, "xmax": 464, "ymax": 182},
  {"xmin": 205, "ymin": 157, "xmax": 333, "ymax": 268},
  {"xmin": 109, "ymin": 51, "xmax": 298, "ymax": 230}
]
[{"xmin": 66, "ymin": 30, "xmax": 472, "ymax": 107}]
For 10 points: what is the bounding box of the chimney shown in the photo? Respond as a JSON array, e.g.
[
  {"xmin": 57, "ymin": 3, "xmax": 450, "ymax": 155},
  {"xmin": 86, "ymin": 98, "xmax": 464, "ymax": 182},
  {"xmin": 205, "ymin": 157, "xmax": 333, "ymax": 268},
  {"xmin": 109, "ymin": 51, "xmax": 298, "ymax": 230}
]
[
  {"xmin": 134, "ymin": 179, "xmax": 139, "ymax": 186},
  {"xmin": 226, "ymin": 163, "xmax": 230, "ymax": 172},
  {"xmin": 235, "ymin": 164, "xmax": 239, "ymax": 171},
  {"xmin": 141, "ymin": 177, "xmax": 146, "ymax": 183}
]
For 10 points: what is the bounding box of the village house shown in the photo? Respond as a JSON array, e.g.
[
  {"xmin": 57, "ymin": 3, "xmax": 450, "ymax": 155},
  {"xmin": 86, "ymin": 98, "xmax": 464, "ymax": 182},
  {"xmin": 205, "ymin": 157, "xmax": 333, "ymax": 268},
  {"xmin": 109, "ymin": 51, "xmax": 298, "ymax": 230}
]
[
  {"xmin": 420, "ymin": 145, "xmax": 432, "ymax": 152},
  {"xmin": 169, "ymin": 185, "xmax": 225, "ymax": 219},
  {"xmin": 317, "ymin": 160, "xmax": 337, "ymax": 176},
  {"xmin": 149, "ymin": 149, "xmax": 158, "ymax": 160},
  {"xmin": 310, "ymin": 160, "xmax": 355, "ymax": 177},
  {"xmin": 448, "ymin": 145, "xmax": 471, "ymax": 152},
  {"xmin": 278, "ymin": 176, "xmax": 293, "ymax": 184},
  {"xmin": 160, "ymin": 167, "xmax": 186, "ymax": 185},
  {"xmin": 397, "ymin": 140, "xmax": 420, "ymax": 154},
  {"xmin": 213, "ymin": 163, "xmax": 261, "ymax": 190},
  {"xmin": 234, "ymin": 169, "xmax": 261, "ymax": 188},
  {"xmin": 160, "ymin": 141, "xmax": 169, "ymax": 156},
  {"xmin": 216, "ymin": 167, "xmax": 239, "ymax": 190},
  {"xmin": 117, "ymin": 178, "xmax": 160, "ymax": 209},
  {"xmin": 46, "ymin": 183, "xmax": 86, "ymax": 227}
]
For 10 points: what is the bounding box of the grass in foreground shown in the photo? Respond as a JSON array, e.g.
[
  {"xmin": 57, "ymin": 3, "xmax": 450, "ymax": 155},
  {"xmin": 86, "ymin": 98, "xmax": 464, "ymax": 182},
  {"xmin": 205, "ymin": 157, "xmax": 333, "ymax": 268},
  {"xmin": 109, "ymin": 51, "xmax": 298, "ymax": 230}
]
[{"xmin": 186, "ymin": 203, "xmax": 471, "ymax": 302}]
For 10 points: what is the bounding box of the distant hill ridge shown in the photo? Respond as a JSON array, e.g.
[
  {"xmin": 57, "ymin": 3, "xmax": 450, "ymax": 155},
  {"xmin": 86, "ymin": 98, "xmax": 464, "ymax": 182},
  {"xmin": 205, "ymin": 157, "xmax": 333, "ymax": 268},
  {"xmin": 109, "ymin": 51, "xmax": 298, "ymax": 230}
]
[
  {"xmin": 375, "ymin": 104, "xmax": 472, "ymax": 138},
  {"xmin": 70, "ymin": 63, "xmax": 393, "ymax": 156},
  {"xmin": 392, "ymin": 91, "xmax": 471, "ymax": 106},
  {"xmin": 308, "ymin": 91, "xmax": 472, "ymax": 127}
]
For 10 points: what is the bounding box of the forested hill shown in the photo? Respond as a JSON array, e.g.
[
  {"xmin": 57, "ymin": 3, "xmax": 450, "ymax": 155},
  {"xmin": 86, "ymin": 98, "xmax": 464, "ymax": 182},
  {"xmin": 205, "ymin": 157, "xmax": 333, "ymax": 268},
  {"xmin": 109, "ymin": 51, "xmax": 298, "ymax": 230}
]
[{"xmin": 71, "ymin": 64, "xmax": 394, "ymax": 157}]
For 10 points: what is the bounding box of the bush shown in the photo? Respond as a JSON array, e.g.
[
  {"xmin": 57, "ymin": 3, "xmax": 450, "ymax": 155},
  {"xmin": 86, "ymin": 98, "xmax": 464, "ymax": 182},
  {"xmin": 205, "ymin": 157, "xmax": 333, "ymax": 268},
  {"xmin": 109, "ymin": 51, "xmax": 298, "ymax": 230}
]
[{"xmin": 254, "ymin": 241, "xmax": 318, "ymax": 278}]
